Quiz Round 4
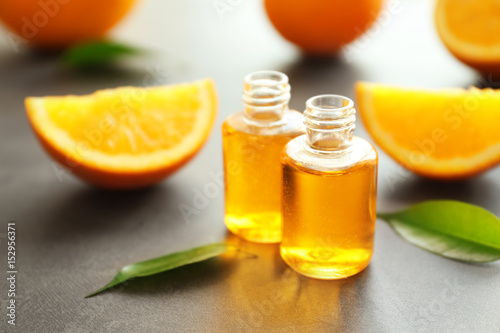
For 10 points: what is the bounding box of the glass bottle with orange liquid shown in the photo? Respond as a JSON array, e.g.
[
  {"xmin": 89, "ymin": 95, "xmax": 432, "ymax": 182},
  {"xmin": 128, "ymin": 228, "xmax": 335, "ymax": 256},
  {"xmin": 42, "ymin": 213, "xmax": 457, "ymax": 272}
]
[
  {"xmin": 281, "ymin": 94, "xmax": 378, "ymax": 279},
  {"xmin": 222, "ymin": 70, "xmax": 304, "ymax": 243}
]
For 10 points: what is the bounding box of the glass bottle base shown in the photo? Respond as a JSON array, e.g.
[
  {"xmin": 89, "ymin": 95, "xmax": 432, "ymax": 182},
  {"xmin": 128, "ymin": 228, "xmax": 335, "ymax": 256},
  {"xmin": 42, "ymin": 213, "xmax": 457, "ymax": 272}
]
[
  {"xmin": 225, "ymin": 212, "xmax": 282, "ymax": 243},
  {"xmin": 280, "ymin": 246, "xmax": 372, "ymax": 279}
]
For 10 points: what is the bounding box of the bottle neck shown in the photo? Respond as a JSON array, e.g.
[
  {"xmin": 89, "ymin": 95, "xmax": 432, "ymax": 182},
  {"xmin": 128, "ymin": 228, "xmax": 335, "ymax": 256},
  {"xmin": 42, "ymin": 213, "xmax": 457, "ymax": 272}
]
[
  {"xmin": 242, "ymin": 70, "xmax": 291, "ymax": 126},
  {"xmin": 304, "ymin": 95, "xmax": 356, "ymax": 152}
]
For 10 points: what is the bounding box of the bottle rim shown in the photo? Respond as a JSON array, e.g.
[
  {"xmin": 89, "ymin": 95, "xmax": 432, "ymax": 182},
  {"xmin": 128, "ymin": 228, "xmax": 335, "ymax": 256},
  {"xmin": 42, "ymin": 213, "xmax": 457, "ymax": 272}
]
[
  {"xmin": 244, "ymin": 70, "xmax": 289, "ymax": 87},
  {"xmin": 305, "ymin": 94, "xmax": 354, "ymax": 117}
]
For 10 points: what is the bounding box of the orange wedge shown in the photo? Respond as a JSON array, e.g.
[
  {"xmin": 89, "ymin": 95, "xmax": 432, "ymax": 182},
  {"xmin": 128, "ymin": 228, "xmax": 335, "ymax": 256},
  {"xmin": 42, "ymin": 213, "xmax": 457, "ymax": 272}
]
[
  {"xmin": 356, "ymin": 82, "xmax": 500, "ymax": 179},
  {"xmin": 26, "ymin": 79, "xmax": 218, "ymax": 189},
  {"xmin": 435, "ymin": 0, "xmax": 500, "ymax": 76}
]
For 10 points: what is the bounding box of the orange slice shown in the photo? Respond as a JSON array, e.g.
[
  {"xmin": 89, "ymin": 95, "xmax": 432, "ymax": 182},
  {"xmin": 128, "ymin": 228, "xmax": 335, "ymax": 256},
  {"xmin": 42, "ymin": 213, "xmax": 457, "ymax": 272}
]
[
  {"xmin": 356, "ymin": 82, "xmax": 500, "ymax": 179},
  {"xmin": 435, "ymin": 0, "xmax": 500, "ymax": 76},
  {"xmin": 26, "ymin": 79, "xmax": 218, "ymax": 189}
]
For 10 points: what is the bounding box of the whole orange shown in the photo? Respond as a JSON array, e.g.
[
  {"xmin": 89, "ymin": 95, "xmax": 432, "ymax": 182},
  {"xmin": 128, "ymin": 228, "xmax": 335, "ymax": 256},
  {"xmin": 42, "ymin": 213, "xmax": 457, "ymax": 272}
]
[
  {"xmin": 0, "ymin": 0, "xmax": 137, "ymax": 48},
  {"xmin": 264, "ymin": 0, "xmax": 384, "ymax": 55}
]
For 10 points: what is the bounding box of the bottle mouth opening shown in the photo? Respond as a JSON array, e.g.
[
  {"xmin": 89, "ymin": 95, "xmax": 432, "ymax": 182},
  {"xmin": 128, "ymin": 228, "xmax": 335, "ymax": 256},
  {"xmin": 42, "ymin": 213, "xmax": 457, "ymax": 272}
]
[
  {"xmin": 304, "ymin": 94, "xmax": 356, "ymax": 151},
  {"xmin": 305, "ymin": 95, "xmax": 354, "ymax": 119},
  {"xmin": 242, "ymin": 70, "xmax": 291, "ymax": 127},
  {"xmin": 243, "ymin": 70, "xmax": 291, "ymax": 104},
  {"xmin": 244, "ymin": 70, "xmax": 289, "ymax": 87}
]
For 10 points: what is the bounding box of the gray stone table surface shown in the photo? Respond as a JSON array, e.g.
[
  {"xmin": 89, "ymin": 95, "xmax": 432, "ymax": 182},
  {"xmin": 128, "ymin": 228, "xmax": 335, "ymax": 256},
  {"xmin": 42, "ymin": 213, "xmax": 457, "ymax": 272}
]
[{"xmin": 1, "ymin": 0, "xmax": 499, "ymax": 332}]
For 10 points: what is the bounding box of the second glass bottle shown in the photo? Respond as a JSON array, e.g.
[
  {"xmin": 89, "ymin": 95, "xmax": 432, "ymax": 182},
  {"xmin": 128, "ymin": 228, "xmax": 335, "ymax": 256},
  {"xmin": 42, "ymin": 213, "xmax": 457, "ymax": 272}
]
[{"xmin": 222, "ymin": 70, "xmax": 304, "ymax": 243}]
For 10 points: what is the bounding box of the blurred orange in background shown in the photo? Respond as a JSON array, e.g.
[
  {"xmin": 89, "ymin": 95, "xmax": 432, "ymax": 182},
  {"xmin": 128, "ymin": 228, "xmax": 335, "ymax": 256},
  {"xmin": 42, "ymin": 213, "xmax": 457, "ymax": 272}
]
[
  {"xmin": 264, "ymin": 0, "xmax": 384, "ymax": 55},
  {"xmin": 0, "ymin": 0, "xmax": 137, "ymax": 48},
  {"xmin": 435, "ymin": 0, "xmax": 500, "ymax": 77}
]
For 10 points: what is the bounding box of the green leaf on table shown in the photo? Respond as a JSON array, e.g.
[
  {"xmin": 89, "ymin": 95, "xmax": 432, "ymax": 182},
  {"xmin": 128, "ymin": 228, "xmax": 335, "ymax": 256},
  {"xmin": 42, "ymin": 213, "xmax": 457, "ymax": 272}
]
[
  {"xmin": 377, "ymin": 200, "xmax": 500, "ymax": 263},
  {"xmin": 61, "ymin": 40, "xmax": 142, "ymax": 69},
  {"xmin": 86, "ymin": 243, "xmax": 231, "ymax": 298}
]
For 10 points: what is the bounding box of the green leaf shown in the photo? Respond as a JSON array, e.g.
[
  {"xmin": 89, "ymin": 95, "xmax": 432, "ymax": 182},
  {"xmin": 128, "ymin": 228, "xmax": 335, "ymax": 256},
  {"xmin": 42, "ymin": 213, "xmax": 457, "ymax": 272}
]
[
  {"xmin": 61, "ymin": 40, "xmax": 142, "ymax": 69},
  {"xmin": 86, "ymin": 243, "xmax": 230, "ymax": 298},
  {"xmin": 377, "ymin": 200, "xmax": 500, "ymax": 263}
]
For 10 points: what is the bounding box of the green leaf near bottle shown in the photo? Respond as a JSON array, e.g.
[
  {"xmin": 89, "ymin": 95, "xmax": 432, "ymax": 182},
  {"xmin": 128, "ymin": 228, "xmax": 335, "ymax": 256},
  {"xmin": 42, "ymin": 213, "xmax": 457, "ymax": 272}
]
[
  {"xmin": 377, "ymin": 200, "xmax": 500, "ymax": 263},
  {"xmin": 86, "ymin": 243, "xmax": 231, "ymax": 298}
]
